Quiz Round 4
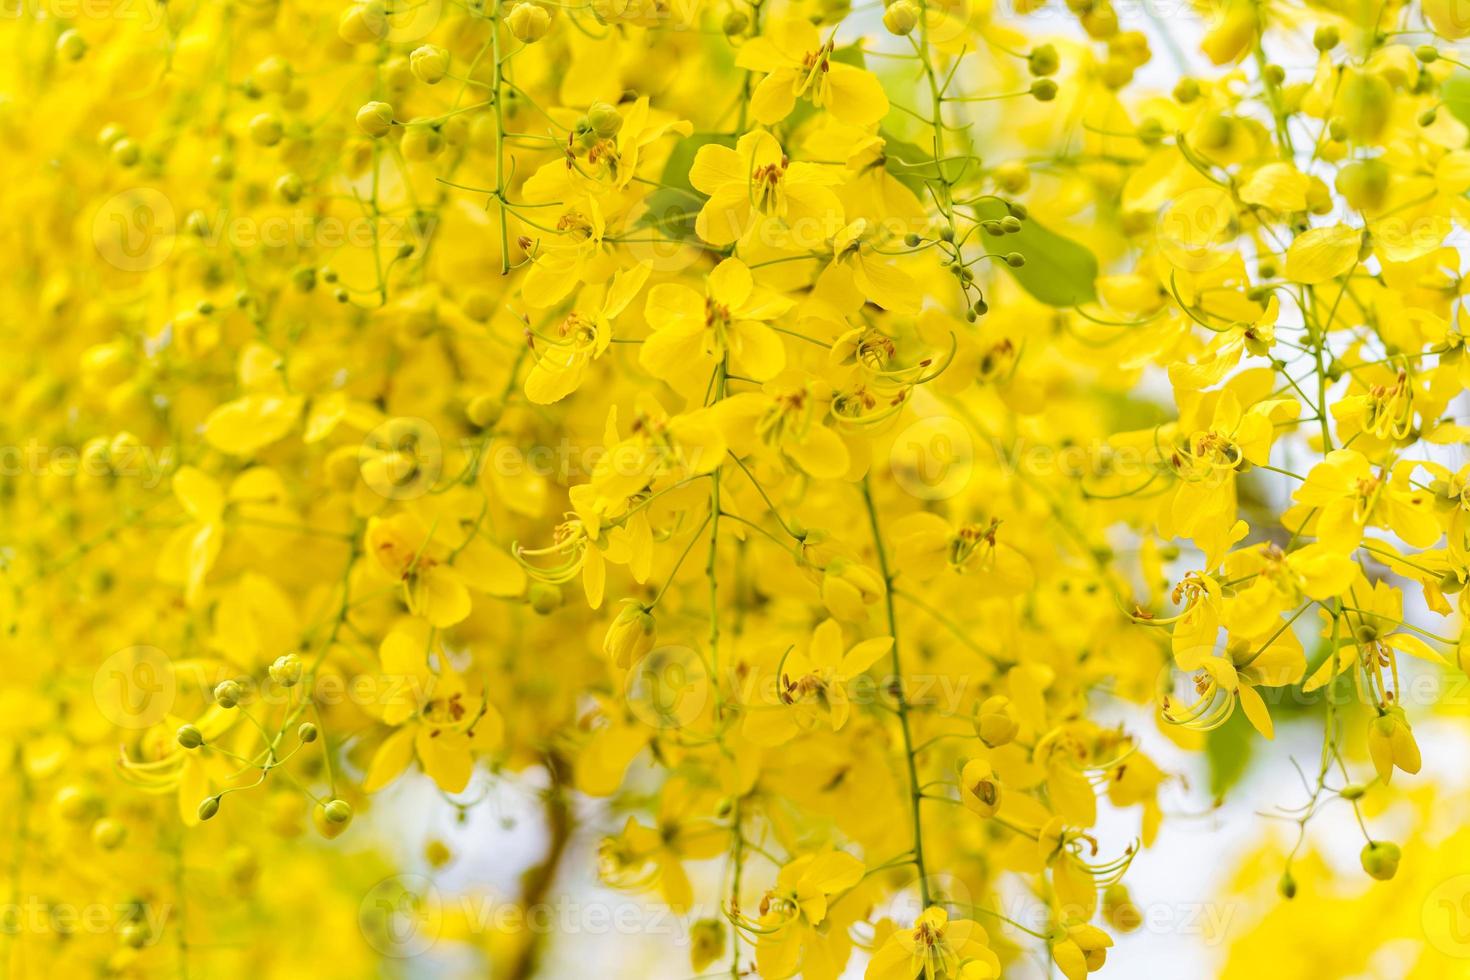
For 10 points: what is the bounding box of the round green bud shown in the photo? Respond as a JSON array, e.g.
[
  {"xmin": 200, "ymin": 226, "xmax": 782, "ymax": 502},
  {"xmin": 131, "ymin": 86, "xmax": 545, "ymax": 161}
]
[
  {"xmin": 214, "ymin": 679, "xmax": 243, "ymax": 709},
  {"xmin": 92, "ymin": 818, "xmax": 126, "ymax": 850},
  {"xmin": 903, "ymin": 233, "xmax": 921, "ymax": 247},
  {"xmin": 249, "ymin": 112, "xmax": 283, "ymax": 147},
  {"xmin": 722, "ymin": 10, "xmax": 748, "ymax": 34},
  {"xmin": 507, "ymin": 2, "xmax": 551, "ymax": 42},
  {"xmin": 111, "ymin": 138, "xmax": 141, "ymax": 167},
  {"xmin": 323, "ymin": 799, "xmax": 353, "ymax": 824},
  {"xmin": 1027, "ymin": 43, "xmax": 1058, "ymax": 77},
  {"xmin": 587, "ymin": 102, "xmax": 623, "ymax": 137},
  {"xmin": 1360, "ymin": 841, "xmax": 1401, "ymax": 881},
  {"xmin": 883, "ymin": 0, "xmax": 919, "ymax": 36},
  {"xmin": 1416, "ymin": 44, "xmax": 1439, "ymax": 63},
  {"xmin": 275, "ymin": 172, "xmax": 303, "ymax": 204},
  {"xmin": 1313, "ymin": 25, "xmax": 1339, "ymax": 51},
  {"xmin": 269, "ymin": 653, "xmax": 302, "ymax": 687},
  {"xmin": 1005, "ymin": 252, "xmax": 1025, "ymax": 267},
  {"xmin": 298, "ymin": 722, "xmax": 319, "ymax": 743},
  {"xmin": 1173, "ymin": 78, "xmax": 1199, "ymax": 104},
  {"xmin": 1278, "ymin": 870, "xmax": 1297, "ymax": 899},
  {"xmin": 410, "ymin": 44, "xmax": 450, "ymax": 84},
  {"xmin": 198, "ymin": 796, "xmax": 221, "ymax": 821},
  {"xmin": 356, "ymin": 101, "xmax": 395, "ymax": 138},
  {"xmin": 1030, "ymin": 79, "xmax": 1058, "ymax": 102},
  {"xmin": 56, "ymin": 29, "xmax": 87, "ymax": 61},
  {"xmin": 177, "ymin": 724, "xmax": 204, "ymax": 749},
  {"xmin": 529, "ymin": 582, "xmax": 562, "ymax": 614}
]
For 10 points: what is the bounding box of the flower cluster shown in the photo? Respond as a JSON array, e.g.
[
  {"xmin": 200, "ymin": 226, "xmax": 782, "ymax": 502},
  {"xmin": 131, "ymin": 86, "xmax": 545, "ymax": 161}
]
[{"xmin": 1, "ymin": 0, "xmax": 1468, "ymax": 976}]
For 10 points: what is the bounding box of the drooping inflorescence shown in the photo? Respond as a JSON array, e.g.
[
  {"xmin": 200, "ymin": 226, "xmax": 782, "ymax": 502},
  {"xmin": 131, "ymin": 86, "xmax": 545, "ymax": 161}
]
[{"xmin": 1, "ymin": 0, "xmax": 1469, "ymax": 977}]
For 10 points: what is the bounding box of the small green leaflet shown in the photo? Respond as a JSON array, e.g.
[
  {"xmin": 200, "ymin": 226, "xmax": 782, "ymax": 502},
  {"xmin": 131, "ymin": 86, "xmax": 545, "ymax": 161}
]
[
  {"xmin": 637, "ymin": 132, "xmax": 733, "ymax": 237},
  {"xmin": 1443, "ymin": 72, "xmax": 1470, "ymax": 130},
  {"xmin": 971, "ymin": 199, "xmax": 1098, "ymax": 307}
]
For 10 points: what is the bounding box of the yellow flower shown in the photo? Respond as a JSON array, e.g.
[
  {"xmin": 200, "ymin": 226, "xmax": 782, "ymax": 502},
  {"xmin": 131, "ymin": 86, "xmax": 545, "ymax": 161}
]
[
  {"xmin": 741, "ymin": 618, "xmax": 891, "ymax": 745},
  {"xmin": 864, "ymin": 907, "xmax": 1000, "ymax": 980},
  {"xmin": 641, "ymin": 257, "xmax": 791, "ymax": 384},
  {"xmin": 365, "ymin": 512, "xmax": 473, "ymax": 628},
  {"xmin": 524, "ymin": 264, "xmax": 649, "ymax": 404},
  {"xmin": 750, "ymin": 850, "xmax": 864, "ymax": 979},
  {"xmin": 362, "ymin": 625, "xmax": 504, "ymax": 794},
  {"xmin": 690, "ymin": 130, "xmax": 844, "ymax": 246},
  {"xmin": 736, "ymin": 19, "xmax": 889, "ymax": 127},
  {"xmin": 1051, "ymin": 922, "xmax": 1115, "ymax": 980},
  {"xmin": 598, "ymin": 779, "xmax": 725, "ymax": 911}
]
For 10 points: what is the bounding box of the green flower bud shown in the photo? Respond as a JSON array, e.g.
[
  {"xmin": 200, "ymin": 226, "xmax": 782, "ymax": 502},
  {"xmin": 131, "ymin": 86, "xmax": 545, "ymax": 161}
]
[
  {"xmin": 587, "ymin": 102, "xmax": 623, "ymax": 137},
  {"xmin": 507, "ymin": 2, "xmax": 551, "ymax": 42},
  {"xmin": 356, "ymin": 101, "xmax": 395, "ymax": 138},
  {"xmin": 56, "ymin": 29, "xmax": 87, "ymax": 62},
  {"xmin": 214, "ymin": 679, "xmax": 243, "ymax": 709},
  {"xmin": 1027, "ymin": 43, "xmax": 1058, "ymax": 76},
  {"xmin": 298, "ymin": 722, "xmax": 319, "ymax": 743},
  {"xmin": 249, "ymin": 112, "xmax": 283, "ymax": 147},
  {"xmin": 199, "ymin": 796, "xmax": 221, "ymax": 821},
  {"xmin": 92, "ymin": 818, "xmax": 126, "ymax": 850},
  {"xmin": 410, "ymin": 44, "xmax": 450, "ymax": 84},
  {"xmin": 883, "ymin": 0, "xmax": 919, "ymax": 36},
  {"xmin": 1360, "ymin": 841, "xmax": 1401, "ymax": 881},
  {"xmin": 177, "ymin": 724, "xmax": 204, "ymax": 749},
  {"xmin": 323, "ymin": 799, "xmax": 353, "ymax": 824},
  {"xmin": 268, "ymin": 654, "xmax": 302, "ymax": 687},
  {"xmin": 529, "ymin": 582, "xmax": 562, "ymax": 614},
  {"xmin": 1030, "ymin": 79, "xmax": 1058, "ymax": 102},
  {"xmin": 275, "ymin": 172, "xmax": 303, "ymax": 204}
]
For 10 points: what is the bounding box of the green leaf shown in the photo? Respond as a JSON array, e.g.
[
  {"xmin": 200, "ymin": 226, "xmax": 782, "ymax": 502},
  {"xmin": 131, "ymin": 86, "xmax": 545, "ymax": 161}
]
[
  {"xmin": 879, "ymin": 132, "xmax": 935, "ymax": 197},
  {"xmin": 1442, "ymin": 72, "xmax": 1470, "ymax": 130},
  {"xmin": 636, "ymin": 132, "xmax": 733, "ymax": 236},
  {"xmin": 1205, "ymin": 706, "xmax": 1254, "ymax": 800},
  {"xmin": 657, "ymin": 132, "xmax": 733, "ymax": 193},
  {"xmin": 972, "ymin": 199, "xmax": 1098, "ymax": 307}
]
